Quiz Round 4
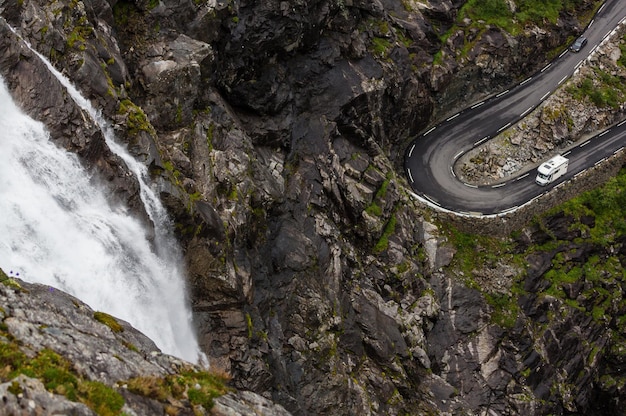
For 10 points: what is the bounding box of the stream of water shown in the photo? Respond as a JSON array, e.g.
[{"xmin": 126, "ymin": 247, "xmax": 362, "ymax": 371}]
[{"xmin": 0, "ymin": 58, "xmax": 202, "ymax": 363}]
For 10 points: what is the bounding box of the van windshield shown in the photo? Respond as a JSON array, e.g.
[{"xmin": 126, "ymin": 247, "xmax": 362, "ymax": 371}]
[{"xmin": 537, "ymin": 172, "xmax": 550, "ymax": 180}]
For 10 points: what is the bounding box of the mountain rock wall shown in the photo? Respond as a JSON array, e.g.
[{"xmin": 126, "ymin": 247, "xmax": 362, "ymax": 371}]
[{"xmin": 0, "ymin": 0, "xmax": 618, "ymax": 414}]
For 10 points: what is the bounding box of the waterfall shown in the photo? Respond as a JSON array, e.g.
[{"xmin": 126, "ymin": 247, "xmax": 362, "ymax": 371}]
[{"xmin": 0, "ymin": 59, "xmax": 202, "ymax": 362}]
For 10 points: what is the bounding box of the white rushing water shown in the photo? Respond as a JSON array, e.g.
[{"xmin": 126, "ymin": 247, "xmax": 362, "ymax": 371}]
[{"xmin": 0, "ymin": 71, "xmax": 202, "ymax": 362}]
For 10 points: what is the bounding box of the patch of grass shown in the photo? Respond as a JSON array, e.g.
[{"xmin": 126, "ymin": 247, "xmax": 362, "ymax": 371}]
[
  {"xmin": 558, "ymin": 166, "xmax": 626, "ymax": 244},
  {"xmin": 459, "ymin": 0, "xmax": 597, "ymax": 34},
  {"xmin": 371, "ymin": 37, "xmax": 393, "ymax": 59},
  {"xmin": 205, "ymin": 122, "xmax": 215, "ymax": 151},
  {"xmin": 460, "ymin": 0, "xmax": 515, "ymax": 32},
  {"xmin": 373, "ymin": 214, "xmax": 397, "ymax": 253},
  {"xmin": 24, "ymin": 350, "xmax": 79, "ymax": 398},
  {"xmin": 0, "ymin": 347, "xmax": 125, "ymax": 415},
  {"xmin": 94, "ymin": 311, "xmax": 124, "ymax": 333},
  {"xmin": 444, "ymin": 224, "xmax": 514, "ymax": 275},
  {"xmin": 175, "ymin": 104, "xmax": 183, "ymax": 125},
  {"xmin": 485, "ymin": 292, "xmax": 520, "ymax": 328},
  {"xmin": 439, "ymin": 0, "xmax": 603, "ymax": 63},
  {"xmin": 365, "ymin": 202, "xmax": 383, "ymax": 217},
  {"xmin": 566, "ymin": 69, "xmax": 626, "ymax": 109},
  {"xmin": 516, "ymin": 0, "xmax": 562, "ymax": 25},
  {"xmin": 365, "ymin": 177, "xmax": 393, "ymax": 217},
  {"xmin": 126, "ymin": 369, "xmax": 230, "ymax": 411},
  {"xmin": 80, "ymin": 381, "xmax": 125, "ymax": 416}
]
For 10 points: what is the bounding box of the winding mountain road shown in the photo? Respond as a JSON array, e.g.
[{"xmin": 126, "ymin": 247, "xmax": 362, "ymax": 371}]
[{"xmin": 404, "ymin": 0, "xmax": 626, "ymax": 216}]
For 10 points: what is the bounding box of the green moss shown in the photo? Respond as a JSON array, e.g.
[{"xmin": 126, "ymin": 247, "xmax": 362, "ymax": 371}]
[
  {"xmin": 8, "ymin": 380, "xmax": 21, "ymax": 395},
  {"xmin": 94, "ymin": 312, "xmax": 124, "ymax": 333},
  {"xmin": 373, "ymin": 214, "xmax": 397, "ymax": 253},
  {"xmin": 592, "ymin": 306, "xmax": 606, "ymax": 321},
  {"xmin": 558, "ymin": 166, "xmax": 626, "ymax": 244},
  {"xmin": 227, "ymin": 186, "xmax": 238, "ymax": 201},
  {"xmin": 118, "ymin": 99, "xmax": 153, "ymax": 136},
  {"xmin": 23, "ymin": 349, "xmax": 79, "ymax": 399},
  {"xmin": 1, "ymin": 278, "xmax": 22, "ymax": 290},
  {"xmin": 443, "ymin": 225, "xmax": 515, "ymax": 277},
  {"xmin": 437, "ymin": 0, "xmax": 603, "ymax": 66},
  {"xmin": 0, "ymin": 342, "xmax": 29, "ymax": 378},
  {"xmin": 458, "ymin": 0, "xmax": 597, "ymax": 35},
  {"xmin": 459, "ymin": 0, "xmax": 515, "ymax": 32},
  {"xmin": 66, "ymin": 24, "xmax": 92, "ymax": 51}
]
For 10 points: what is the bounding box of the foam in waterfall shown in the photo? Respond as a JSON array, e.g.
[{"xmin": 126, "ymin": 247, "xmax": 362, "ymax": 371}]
[{"xmin": 0, "ymin": 63, "xmax": 202, "ymax": 361}]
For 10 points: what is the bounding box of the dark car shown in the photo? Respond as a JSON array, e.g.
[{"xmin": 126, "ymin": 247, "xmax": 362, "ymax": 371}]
[{"xmin": 570, "ymin": 36, "xmax": 588, "ymax": 52}]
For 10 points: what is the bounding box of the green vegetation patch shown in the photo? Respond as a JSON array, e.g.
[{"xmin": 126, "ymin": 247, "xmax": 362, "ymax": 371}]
[
  {"xmin": 112, "ymin": 0, "xmax": 138, "ymax": 26},
  {"xmin": 557, "ymin": 167, "xmax": 626, "ymax": 243},
  {"xmin": 485, "ymin": 292, "xmax": 520, "ymax": 328},
  {"xmin": 94, "ymin": 311, "xmax": 124, "ymax": 333},
  {"xmin": 66, "ymin": 25, "xmax": 92, "ymax": 51},
  {"xmin": 371, "ymin": 37, "xmax": 393, "ymax": 59},
  {"xmin": 0, "ymin": 269, "xmax": 22, "ymax": 290},
  {"xmin": 118, "ymin": 99, "xmax": 154, "ymax": 136},
  {"xmin": 460, "ymin": 0, "xmax": 515, "ymax": 31},
  {"xmin": 373, "ymin": 214, "xmax": 397, "ymax": 253},
  {"xmin": 126, "ymin": 369, "xmax": 230, "ymax": 410},
  {"xmin": 566, "ymin": 69, "xmax": 626, "ymax": 109},
  {"xmin": 443, "ymin": 225, "xmax": 517, "ymax": 279},
  {"xmin": 459, "ymin": 0, "xmax": 599, "ymax": 34},
  {"xmin": 439, "ymin": 0, "xmax": 603, "ymax": 61},
  {"xmin": 0, "ymin": 345, "xmax": 124, "ymax": 415}
]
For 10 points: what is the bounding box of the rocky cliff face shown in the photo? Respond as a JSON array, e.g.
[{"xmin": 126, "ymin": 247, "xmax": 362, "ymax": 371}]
[
  {"xmin": 1, "ymin": 0, "xmax": 621, "ymax": 414},
  {"xmin": 0, "ymin": 270, "xmax": 291, "ymax": 415}
]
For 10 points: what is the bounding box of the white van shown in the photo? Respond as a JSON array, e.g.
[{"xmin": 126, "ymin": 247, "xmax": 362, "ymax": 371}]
[{"xmin": 535, "ymin": 155, "xmax": 569, "ymax": 186}]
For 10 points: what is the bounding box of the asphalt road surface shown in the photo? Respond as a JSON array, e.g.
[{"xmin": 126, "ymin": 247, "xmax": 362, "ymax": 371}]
[{"xmin": 404, "ymin": 0, "xmax": 626, "ymax": 215}]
